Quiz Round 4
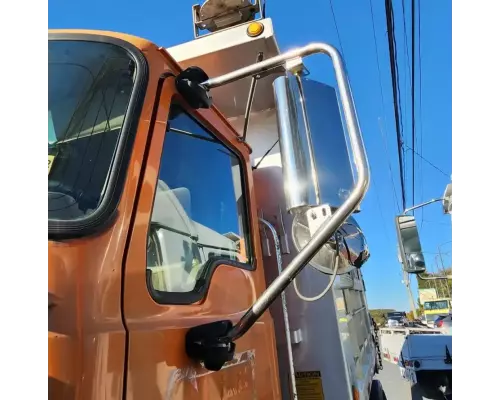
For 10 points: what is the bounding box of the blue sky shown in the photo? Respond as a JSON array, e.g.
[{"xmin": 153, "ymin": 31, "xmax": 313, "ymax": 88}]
[{"xmin": 49, "ymin": 0, "xmax": 452, "ymax": 311}]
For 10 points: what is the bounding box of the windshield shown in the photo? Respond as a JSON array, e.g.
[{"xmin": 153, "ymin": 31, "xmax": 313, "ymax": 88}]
[
  {"xmin": 387, "ymin": 312, "xmax": 406, "ymax": 320},
  {"xmin": 424, "ymin": 300, "xmax": 449, "ymax": 310},
  {"xmin": 48, "ymin": 40, "xmax": 135, "ymax": 221}
]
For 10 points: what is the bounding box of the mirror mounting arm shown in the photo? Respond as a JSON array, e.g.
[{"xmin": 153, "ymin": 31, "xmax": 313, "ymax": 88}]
[
  {"xmin": 403, "ymin": 198, "xmax": 443, "ymax": 215},
  {"xmin": 185, "ymin": 43, "xmax": 370, "ymax": 371},
  {"xmin": 417, "ymin": 273, "xmax": 452, "ymax": 281},
  {"xmin": 239, "ymin": 52, "xmax": 264, "ymax": 143},
  {"xmin": 226, "ymin": 43, "xmax": 370, "ymax": 342},
  {"xmin": 175, "ymin": 67, "xmax": 213, "ymax": 109}
]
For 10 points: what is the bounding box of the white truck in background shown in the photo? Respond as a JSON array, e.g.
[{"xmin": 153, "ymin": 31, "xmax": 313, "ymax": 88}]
[{"xmin": 399, "ymin": 333, "xmax": 452, "ymax": 399}]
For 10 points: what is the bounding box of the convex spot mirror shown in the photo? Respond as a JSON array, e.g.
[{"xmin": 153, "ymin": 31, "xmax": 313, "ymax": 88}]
[
  {"xmin": 395, "ymin": 215, "xmax": 426, "ymax": 274},
  {"xmin": 291, "ymin": 212, "xmax": 369, "ymax": 275}
]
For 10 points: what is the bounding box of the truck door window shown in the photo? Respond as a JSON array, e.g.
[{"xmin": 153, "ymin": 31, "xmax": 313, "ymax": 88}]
[{"xmin": 146, "ymin": 105, "xmax": 251, "ymax": 298}]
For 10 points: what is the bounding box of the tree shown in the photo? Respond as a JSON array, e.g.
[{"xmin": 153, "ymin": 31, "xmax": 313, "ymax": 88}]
[
  {"xmin": 369, "ymin": 309, "xmax": 395, "ymax": 326},
  {"xmin": 416, "ymin": 298, "xmax": 424, "ymax": 316},
  {"xmin": 417, "ymin": 267, "xmax": 452, "ymax": 298}
]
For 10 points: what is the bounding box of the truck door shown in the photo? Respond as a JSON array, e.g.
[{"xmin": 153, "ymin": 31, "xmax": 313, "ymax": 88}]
[{"xmin": 122, "ymin": 77, "xmax": 280, "ymax": 399}]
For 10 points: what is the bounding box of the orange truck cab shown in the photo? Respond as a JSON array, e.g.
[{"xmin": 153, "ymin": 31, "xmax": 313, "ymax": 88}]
[{"xmin": 49, "ymin": 1, "xmax": 384, "ymax": 399}]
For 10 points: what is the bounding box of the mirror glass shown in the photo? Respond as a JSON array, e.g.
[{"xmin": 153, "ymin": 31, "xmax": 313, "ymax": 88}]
[
  {"xmin": 291, "ymin": 215, "xmax": 369, "ymax": 275},
  {"xmin": 395, "ymin": 215, "xmax": 426, "ymax": 274},
  {"xmin": 273, "ymin": 72, "xmax": 354, "ymax": 214},
  {"xmin": 443, "ymin": 183, "xmax": 452, "ymax": 214}
]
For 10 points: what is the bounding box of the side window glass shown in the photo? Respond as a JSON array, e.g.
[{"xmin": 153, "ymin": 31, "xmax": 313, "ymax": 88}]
[{"xmin": 146, "ymin": 105, "xmax": 251, "ymax": 295}]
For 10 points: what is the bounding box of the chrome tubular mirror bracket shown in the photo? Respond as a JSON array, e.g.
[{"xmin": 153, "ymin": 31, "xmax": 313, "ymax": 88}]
[
  {"xmin": 184, "ymin": 44, "xmax": 370, "ymax": 369},
  {"xmin": 223, "ymin": 43, "xmax": 371, "ymax": 341}
]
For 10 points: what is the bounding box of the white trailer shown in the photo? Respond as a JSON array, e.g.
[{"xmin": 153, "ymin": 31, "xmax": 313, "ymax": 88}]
[
  {"xmin": 379, "ymin": 327, "xmax": 451, "ymax": 399},
  {"xmin": 400, "ymin": 334, "xmax": 452, "ymax": 399}
]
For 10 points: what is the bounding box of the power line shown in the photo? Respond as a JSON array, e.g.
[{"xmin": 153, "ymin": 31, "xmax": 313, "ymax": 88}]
[
  {"xmin": 378, "ymin": 118, "xmax": 402, "ymax": 213},
  {"xmin": 368, "ymin": 0, "xmax": 402, "ymax": 213},
  {"xmin": 404, "ymin": 144, "xmax": 451, "ymax": 178},
  {"xmin": 422, "ymin": 250, "xmax": 451, "ymax": 255},
  {"xmin": 422, "ymin": 219, "xmax": 451, "ymax": 227},
  {"xmin": 328, "ymin": 0, "xmax": 347, "ymax": 61},
  {"xmin": 417, "ymin": 0, "xmax": 424, "ymax": 228},
  {"xmin": 372, "ymin": 176, "xmax": 393, "ymax": 244},
  {"xmin": 400, "ymin": 1, "xmax": 412, "ymax": 82},
  {"xmin": 392, "ymin": 4, "xmax": 405, "ymax": 148},
  {"xmin": 411, "ymin": 0, "xmax": 416, "ymax": 213},
  {"xmin": 385, "ymin": 0, "xmax": 407, "ymax": 209},
  {"xmin": 385, "ymin": 0, "xmax": 406, "ymax": 202},
  {"xmin": 400, "ymin": 0, "xmax": 412, "ymax": 141}
]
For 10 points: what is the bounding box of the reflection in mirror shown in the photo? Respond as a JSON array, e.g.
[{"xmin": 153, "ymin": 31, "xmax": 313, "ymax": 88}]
[
  {"xmin": 443, "ymin": 183, "xmax": 452, "ymax": 215},
  {"xmin": 273, "ymin": 72, "xmax": 354, "ymax": 214},
  {"xmin": 395, "ymin": 215, "xmax": 426, "ymax": 274},
  {"xmin": 291, "ymin": 215, "xmax": 369, "ymax": 275},
  {"xmin": 146, "ymin": 106, "xmax": 250, "ymax": 296},
  {"xmin": 273, "ymin": 72, "xmax": 365, "ymax": 276}
]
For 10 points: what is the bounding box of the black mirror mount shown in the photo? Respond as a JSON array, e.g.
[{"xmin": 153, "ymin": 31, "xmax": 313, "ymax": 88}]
[
  {"xmin": 185, "ymin": 320, "xmax": 235, "ymax": 371},
  {"xmin": 175, "ymin": 66, "xmax": 213, "ymax": 109}
]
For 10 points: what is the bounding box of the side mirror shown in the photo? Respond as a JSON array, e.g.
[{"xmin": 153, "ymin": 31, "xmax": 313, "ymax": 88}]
[
  {"xmin": 273, "ymin": 73, "xmax": 364, "ymax": 274},
  {"xmin": 395, "ymin": 215, "xmax": 426, "ymax": 274},
  {"xmin": 273, "ymin": 72, "xmax": 355, "ymax": 213},
  {"xmin": 442, "ymin": 183, "xmax": 452, "ymax": 215}
]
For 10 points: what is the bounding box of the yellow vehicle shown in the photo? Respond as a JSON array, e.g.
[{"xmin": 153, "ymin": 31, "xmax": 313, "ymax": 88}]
[{"xmin": 423, "ymin": 298, "xmax": 452, "ymax": 326}]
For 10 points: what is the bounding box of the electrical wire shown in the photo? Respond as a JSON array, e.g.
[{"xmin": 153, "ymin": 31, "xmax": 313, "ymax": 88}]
[
  {"xmin": 403, "ymin": 144, "xmax": 451, "ymax": 178},
  {"xmin": 401, "ymin": 0, "xmax": 412, "ymax": 141},
  {"xmin": 401, "ymin": 0, "xmax": 412, "ymax": 84},
  {"xmin": 372, "ymin": 176, "xmax": 393, "ymax": 244},
  {"xmin": 378, "ymin": 119, "xmax": 402, "ymax": 213},
  {"xmin": 293, "ymin": 253, "xmax": 339, "ymax": 303},
  {"xmin": 417, "ymin": 0, "xmax": 424, "ymax": 229},
  {"xmin": 328, "ymin": 0, "xmax": 347, "ymax": 62},
  {"xmin": 390, "ymin": 2, "xmax": 405, "ymax": 145},
  {"xmin": 422, "ymin": 219, "xmax": 451, "ymax": 227},
  {"xmin": 385, "ymin": 0, "xmax": 407, "ymax": 210},
  {"xmin": 411, "ymin": 0, "xmax": 416, "ymax": 213},
  {"xmin": 293, "ymin": 239, "xmax": 340, "ymax": 302},
  {"xmin": 369, "ymin": 0, "xmax": 403, "ymax": 213}
]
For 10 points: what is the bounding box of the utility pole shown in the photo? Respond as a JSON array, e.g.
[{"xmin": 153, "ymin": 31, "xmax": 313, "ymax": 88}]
[
  {"xmin": 434, "ymin": 256, "xmax": 446, "ymax": 298},
  {"xmin": 404, "ymin": 271, "xmax": 417, "ymax": 316},
  {"xmin": 437, "ymin": 247, "xmax": 445, "ymax": 271},
  {"xmin": 398, "ymin": 246, "xmax": 418, "ymax": 316},
  {"xmin": 437, "ymin": 241, "xmax": 452, "ymax": 297}
]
